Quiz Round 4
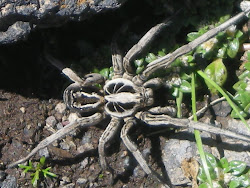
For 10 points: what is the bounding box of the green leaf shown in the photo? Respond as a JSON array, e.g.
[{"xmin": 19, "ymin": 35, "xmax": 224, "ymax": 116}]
[
  {"xmin": 247, "ymin": 52, "xmax": 250, "ymax": 61},
  {"xmin": 240, "ymin": 91, "xmax": 250, "ymax": 107},
  {"xmin": 180, "ymin": 72, "xmax": 191, "ymax": 80},
  {"xmin": 32, "ymin": 170, "xmax": 39, "ymax": 187},
  {"xmin": 239, "ymin": 173, "xmax": 250, "ymax": 187},
  {"xmin": 187, "ymin": 32, "xmax": 200, "ymax": 42},
  {"xmin": 42, "ymin": 168, "xmax": 57, "ymax": 178},
  {"xmin": 227, "ymin": 38, "xmax": 239, "ymax": 58},
  {"xmin": 233, "ymin": 81, "xmax": 247, "ymax": 91},
  {"xmin": 40, "ymin": 156, "xmax": 46, "ymax": 166},
  {"xmin": 229, "ymin": 161, "xmax": 247, "ymax": 176},
  {"xmin": 204, "ymin": 58, "xmax": 227, "ymax": 94},
  {"xmin": 219, "ymin": 157, "xmax": 231, "ymax": 173},
  {"xmin": 145, "ymin": 53, "xmax": 157, "ymax": 63},
  {"xmin": 198, "ymin": 26, "xmax": 209, "ymax": 35},
  {"xmin": 238, "ymin": 70, "xmax": 250, "ymax": 80},
  {"xmin": 217, "ymin": 46, "xmax": 227, "ymax": 58},
  {"xmin": 219, "ymin": 157, "xmax": 229, "ymax": 169},
  {"xmin": 134, "ymin": 59, "xmax": 144, "ymax": 67},
  {"xmin": 229, "ymin": 180, "xmax": 241, "ymax": 188},
  {"xmin": 197, "ymin": 70, "xmax": 249, "ymax": 130},
  {"xmin": 179, "ymin": 80, "xmax": 191, "ymax": 93},
  {"xmin": 172, "ymin": 87, "xmax": 179, "ymax": 97},
  {"xmin": 244, "ymin": 62, "xmax": 250, "ymax": 71},
  {"xmin": 99, "ymin": 68, "xmax": 109, "ymax": 79},
  {"xmin": 158, "ymin": 49, "xmax": 166, "ymax": 57},
  {"xmin": 199, "ymin": 183, "xmax": 209, "ymax": 188},
  {"xmin": 197, "ymin": 167, "xmax": 208, "ymax": 182},
  {"xmin": 231, "ymin": 108, "xmax": 248, "ymax": 118},
  {"xmin": 109, "ymin": 67, "xmax": 114, "ymax": 79},
  {"xmin": 235, "ymin": 30, "xmax": 243, "ymax": 39},
  {"xmin": 219, "ymin": 14, "xmax": 230, "ymax": 24},
  {"xmin": 136, "ymin": 66, "xmax": 145, "ymax": 74},
  {"xmin": 45, "ymin": 171, "xmax": 57, "ymax": 178},
  {"xmin": 205, "ymin": 153, "xmax": 218, "ymax": 168}
]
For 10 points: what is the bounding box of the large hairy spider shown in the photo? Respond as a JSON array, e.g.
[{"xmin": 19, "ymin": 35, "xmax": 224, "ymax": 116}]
[{"xmin": 9, "ymin": 5, "xmax": 250, "ymax": 187}]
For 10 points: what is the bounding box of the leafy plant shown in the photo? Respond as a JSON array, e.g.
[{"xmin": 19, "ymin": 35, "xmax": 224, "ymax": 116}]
[
  {"xmin": 231, "ymin": 59, "xmax": 250, "ymax": 118},
  {"xmin": 18, "ymin": 156, "xmax": 57, "ymax": 187},
  {"xmin": 197, "ymin": 153, "xmax": 250, "ymax": 188}
]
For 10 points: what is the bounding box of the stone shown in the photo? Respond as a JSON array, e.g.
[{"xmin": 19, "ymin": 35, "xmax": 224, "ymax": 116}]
[
  {"xmin": 76, "ymin": 178, "xmax": 88, "ymax": 185},
  {"xmin": 1, "ymin": 175, "xmax": 17, "ymax": 188},
  {"xmin": 0, "ymin": 170, "xmax": 6, "ymax": 181},
  {"xmin": 0, "ymin": 0, "xmax": 127, "ymax": 44},
  {"xmin": 46, "ymin": 116, "xmax": 57, "ymax": 127},
  {"xmin": 55, "ymin": 103, "xmax": 67, "ymax": 114},
  {"xmin": 38, "ymin": 147, "xmax": 50, "ymax": 158}
]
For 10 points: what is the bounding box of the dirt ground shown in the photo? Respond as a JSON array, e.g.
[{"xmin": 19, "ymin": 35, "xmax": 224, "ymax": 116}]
[{"xmin": 0, "ymin": 89, "xmax": 169, "ymax": 187}]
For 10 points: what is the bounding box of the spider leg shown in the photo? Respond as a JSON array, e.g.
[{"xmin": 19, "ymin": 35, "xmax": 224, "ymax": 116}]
[
  {"xmin": 136, "ymin": 112, "xmax": 250, "ymax": 142},
  {"xmin": 45, "ymin": 52, "xmax": 85, "ymax": 85},
  {"xmin": 111, "ymin": 29, "xmax": 124, "ymax": 79},
  {"xmin": 82, "ymin": 73, "xmax": 105, "ymax": 86},
  {"xmin": 143, "ymin": 77, "xmax": 163, "ymax": 89},
  {"xmin": 121, "ymin": 117, "xmax": 170, "ymax": 187},
  {"xmin": 122, "ymin": 12, "xmax": 180, "ymax": 80},
  {"xmin": 148, "ymin": 106, "xmax": 176, "ymax": 117},
  {"xmin": 8, "ymin": 112, "xmax": 104, "ymax": 168},
  {"xmin": 98, "ymin": 117, "xmax": 122, "ymax": 173},
  {"xmin": 45, "ymin": 53, "xmax": 105, "ymax": 86},
  {"xmin": 133, "ymin": 6, "xmax": 250, "ymax": 85}
]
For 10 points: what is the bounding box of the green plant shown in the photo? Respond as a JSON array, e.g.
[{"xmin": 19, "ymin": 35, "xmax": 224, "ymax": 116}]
[
  {"xmin": 197, "ymin": 153, "xmax": 250, "ymax": 188},
  {"xmin": 231, "ymin": 59, "xmax": 250, "ymax": 119},
  {"xmin": 18, "ymin": 156, "xmax": 57, "ymax": 187}
]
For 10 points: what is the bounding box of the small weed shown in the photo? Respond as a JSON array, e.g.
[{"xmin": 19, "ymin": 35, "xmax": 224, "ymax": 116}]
[
  {"xmin": 197, "ymin": 153, "xmax": 250, "ymax": 188},
  {"xmin": 18, "ymin": 156, "xmax": 57, "ymax": 187}
]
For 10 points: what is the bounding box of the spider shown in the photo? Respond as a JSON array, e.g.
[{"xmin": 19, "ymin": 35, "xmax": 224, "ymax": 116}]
[{"xmin": 8, "ymin": 5, "xmax": 250, "ymax": 187}]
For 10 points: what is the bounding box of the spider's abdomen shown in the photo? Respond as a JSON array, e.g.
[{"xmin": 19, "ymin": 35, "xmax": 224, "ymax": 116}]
[{"xmin": 104, "ymin": 78, "xmax": 154, "ymax": 118}]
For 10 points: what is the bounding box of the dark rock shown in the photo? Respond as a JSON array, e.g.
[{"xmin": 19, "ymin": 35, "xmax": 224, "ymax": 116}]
[
  {"xmin": 0, "ymin": 0, "xmax": 127, "ymax": 44},
  {"xmin": 0, "ymin": 170, "xmax": 6, "ymax": 181},
  {"xmin": 1, "ymin": 175, "xmax": 17, "ymax": 188},
  {"xmin": 211, "ymin": 95, "xmax": 232, "ymax": 117}
]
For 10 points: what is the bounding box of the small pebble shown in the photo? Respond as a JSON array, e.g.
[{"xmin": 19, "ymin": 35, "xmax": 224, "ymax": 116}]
[
  {"xmin": 54, "ymin": 112, "xmax": 63, "ymax": 121},
  {"xmin": 60, "ymin": 142, "xmax": 70, "ymax": 150},
  {"xmin": 38, "ymin": 147, "xmax": 50, "ymax": 158},
  {"xmin": 60, "ymin": 176, "xmax": 71, "ymax": 186},
  {"xmin": 20, "ymin": 107, "xmax": 25, "ymax": 113},
  {"xmin": 120, "ymin": 150, "xmax": 128, "ymax": 158},
  {"xmin": 60, "ymin": 183, "xmax": 75, "ymax": 188},
  {"xmin": 142, "ymin": 148, "xmax": 150, "ymax": 161},
  {"xmin": 123, "ymin": 156, "xmax": 130, "ymax": 170},
  {"xmin": 80, "ymin": 157, "xmax": 89, "ymax": 169},
  {"xmin": 46, "ymin": 116, "xmax": 57, "ymax": 127},
  {"xmin": 55, "ymin": 103, "xmax": 67, "ymax": 114},
  {"xmin": 81, "ymin": 132, "xmax": 92, "ymax": 145},
  {"xmin": 77, "ymin": 143, "xmax": 94, "ymax": 153},
  {"xmin": 133, "ymin": 166, "xmax": 146, "ymax": 178},
  {"xmin": 68, "ymin": 113, "xmax": 80, "ymax": 123},
  {"xmin": 56, "ymin": 122, "xmax": 64, "ymax": 130},
  {"xmin": 76, "ymin": 178, "xmax": 88, "ymax": 185}
]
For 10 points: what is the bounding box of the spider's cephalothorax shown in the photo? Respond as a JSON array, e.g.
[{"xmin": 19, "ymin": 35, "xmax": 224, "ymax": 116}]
[
  {"xmin": 64, "ymin": 77, "xmax": 154, "ymax": 117},
  {"xmin": 9, "ymin": 6, "xmax": 250, "ymax": 188},
  {"xmin": 104, "ymin": 78, "xmax": 154, "ymax": 117}
]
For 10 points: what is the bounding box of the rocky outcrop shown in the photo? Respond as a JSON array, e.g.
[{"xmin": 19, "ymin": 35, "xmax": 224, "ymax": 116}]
[{"xmin": 0, "ymin": 0, "xmax": 126, "ymax": 44}]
